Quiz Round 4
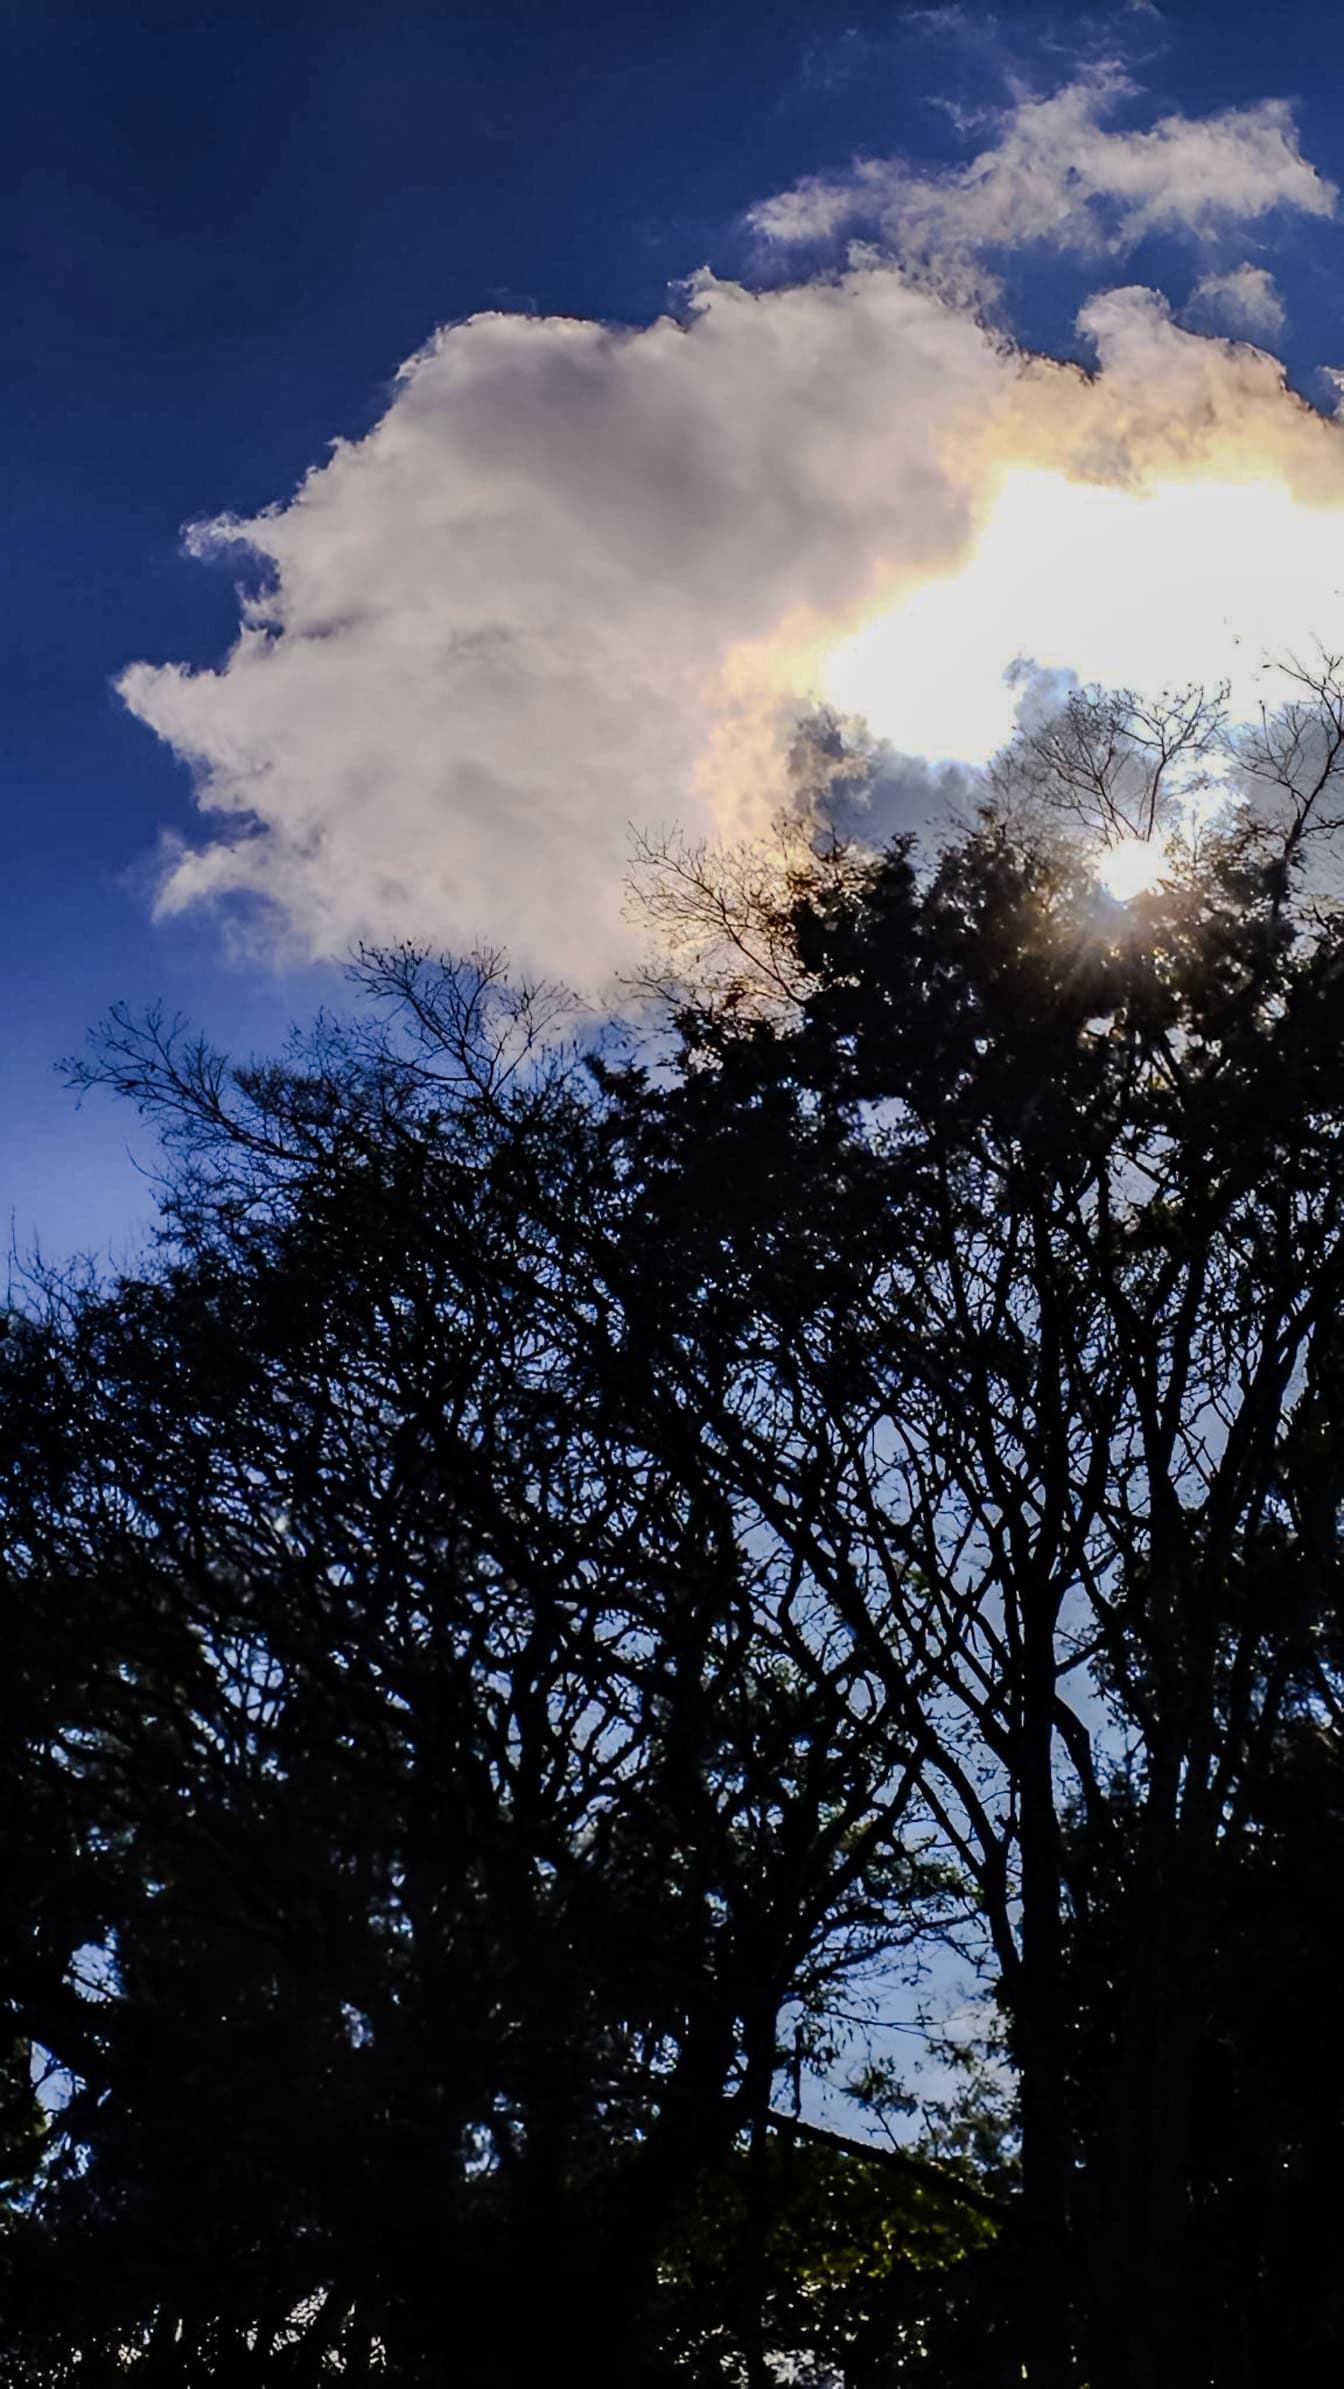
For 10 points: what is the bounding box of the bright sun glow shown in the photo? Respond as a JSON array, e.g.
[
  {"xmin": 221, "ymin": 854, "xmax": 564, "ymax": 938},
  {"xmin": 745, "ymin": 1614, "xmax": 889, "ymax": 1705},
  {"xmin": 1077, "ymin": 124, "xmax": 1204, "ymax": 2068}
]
[
  {"xmin": 1095, "ymin": 835, "xmax": 1169, "ymax": 902},
  {"xmin": 822, "ymin": 470, "xmax": 1344, "ymax": 766}
]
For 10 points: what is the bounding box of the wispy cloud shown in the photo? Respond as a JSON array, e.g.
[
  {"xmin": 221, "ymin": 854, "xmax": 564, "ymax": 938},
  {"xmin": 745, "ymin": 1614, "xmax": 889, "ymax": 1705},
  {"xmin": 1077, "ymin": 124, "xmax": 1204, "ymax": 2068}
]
[
  {"xmin": 748, "ymin": 67, "xmax": 1334, "ymax": 292},
  {"xmin": 1185, "ymin": 262, "xmax": 1286, "ymax": 339}
]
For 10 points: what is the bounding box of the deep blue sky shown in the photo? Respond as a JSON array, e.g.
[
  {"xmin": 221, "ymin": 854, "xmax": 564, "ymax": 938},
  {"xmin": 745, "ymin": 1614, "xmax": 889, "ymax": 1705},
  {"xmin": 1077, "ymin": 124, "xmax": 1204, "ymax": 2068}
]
[{"xmin": 7, "ymin": 0, "xmax": 1344, "ymax": 1262}]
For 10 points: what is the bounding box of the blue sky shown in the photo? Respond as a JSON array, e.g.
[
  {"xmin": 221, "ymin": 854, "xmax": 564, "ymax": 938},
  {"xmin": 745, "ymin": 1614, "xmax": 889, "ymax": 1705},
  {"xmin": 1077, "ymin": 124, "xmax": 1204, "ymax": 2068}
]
[{"xmin": 9, "ymin": 0, "xmax": 1344, "ymax": 1262}]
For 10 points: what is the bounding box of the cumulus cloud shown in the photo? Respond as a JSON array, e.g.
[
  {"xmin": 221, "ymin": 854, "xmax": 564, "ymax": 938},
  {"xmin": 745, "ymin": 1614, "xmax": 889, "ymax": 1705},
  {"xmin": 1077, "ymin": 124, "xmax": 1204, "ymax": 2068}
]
[
  {"xmin": 120, "ymin": 75, "xmax": 1344, "ymax": 989},
  {"xmin": 122, "ymin": 272, "xmax": 1010, "ymax": 983},
  {"xmin": 747, "ymin": 68, "xmax": 1334, "ymax": 288},
  {"xmin": 122, "ymin": 268, "xmax": 1344, "ymax": 986},
  {"xmin": 1185, "ymin": 262, "xmax": 1286, "ymax": 338}
]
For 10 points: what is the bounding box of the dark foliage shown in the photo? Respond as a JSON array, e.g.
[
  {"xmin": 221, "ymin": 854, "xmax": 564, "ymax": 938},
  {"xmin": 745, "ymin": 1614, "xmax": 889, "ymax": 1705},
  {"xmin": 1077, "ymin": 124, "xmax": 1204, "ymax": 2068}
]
[{"xmin": 7, "ymin": 677, "xmax": 1344, "ymax": 2384}]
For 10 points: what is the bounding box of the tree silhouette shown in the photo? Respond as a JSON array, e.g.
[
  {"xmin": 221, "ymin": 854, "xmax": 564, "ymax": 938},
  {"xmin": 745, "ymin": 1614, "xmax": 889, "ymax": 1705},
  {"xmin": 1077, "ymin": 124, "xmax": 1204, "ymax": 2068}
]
[
  {"xmin": 2, "ymin": 956, "xmax": 969, "ymax": 2385},
  {"xmin": 610, "ymin": 670, "xmax": 1344, "ymax": 2385},
  {"xmin": 7, "ymin": 669, "xmax": 1344, "ymax": 2384}
]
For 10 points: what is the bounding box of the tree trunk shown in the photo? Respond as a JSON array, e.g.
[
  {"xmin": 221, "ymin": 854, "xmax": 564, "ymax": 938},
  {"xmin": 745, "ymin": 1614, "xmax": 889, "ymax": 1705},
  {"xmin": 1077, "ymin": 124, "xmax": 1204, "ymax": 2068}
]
[
  {"xmin": 1015, "ymin": 1635, "xmax": 1077, "ymax": 2389},
  {"xmin": 1084, "ymin": 1848, "xmax": 1204, "ymax": 2389}
]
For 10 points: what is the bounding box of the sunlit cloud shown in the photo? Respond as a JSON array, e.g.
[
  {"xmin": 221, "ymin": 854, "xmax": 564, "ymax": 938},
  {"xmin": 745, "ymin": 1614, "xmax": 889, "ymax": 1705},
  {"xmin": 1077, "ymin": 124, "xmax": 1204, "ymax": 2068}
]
[
  {"xmin": 119, "ymin": 270, "xmax": 1009, "ymax": 983},
  {"xmin": 118, "ymin": 73, "xmax": 1344, "ymax": 988},
  {"xmin": 821, "ymin": 469, "xmax": 1344, "ymax": 767},
  {"xmin": 748, "ymin": 67, "xmax": 1334, "ymax": 299},
  {"xmin": 1185, "ymin": 262, "xmax": 1286, "ymax": 339}
]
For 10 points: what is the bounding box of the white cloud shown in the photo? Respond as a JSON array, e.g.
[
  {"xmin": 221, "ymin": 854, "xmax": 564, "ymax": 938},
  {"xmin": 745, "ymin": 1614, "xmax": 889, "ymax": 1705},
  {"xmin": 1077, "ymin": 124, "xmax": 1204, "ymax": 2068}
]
[
  {"xmin": 1185, "ymin": 263, "xmax": 1286, "ymax": 339},
  {"xmin": 747, "ymin": 69, "xmax": 1334, "ymax": 286},
  {"xmin": 119, "ymin": 262, "xmax": 1344, "ymax": 990},
  {"xmin": 121, "ymin": 273, "xmax": 1008, "ymax": 984},
  {"xmin": 119, "ymin": 67, "xmax": 1344, "ymax": 991}
]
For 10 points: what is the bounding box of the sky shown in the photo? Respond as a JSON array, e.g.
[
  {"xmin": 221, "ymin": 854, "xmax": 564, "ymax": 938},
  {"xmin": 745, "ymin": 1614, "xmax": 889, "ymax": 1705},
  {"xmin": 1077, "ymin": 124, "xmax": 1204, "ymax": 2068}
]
[{"xmin": 11, "ymin": 0, "xmax": 1344, "ymax": 1263}]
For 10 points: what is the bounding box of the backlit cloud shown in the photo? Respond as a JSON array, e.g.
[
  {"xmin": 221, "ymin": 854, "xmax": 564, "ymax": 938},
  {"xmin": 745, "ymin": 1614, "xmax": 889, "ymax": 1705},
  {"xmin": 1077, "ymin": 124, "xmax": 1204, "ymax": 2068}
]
[{"xmin": 119, "ymin": 76, "xmax": 1344, "ymax": 988}]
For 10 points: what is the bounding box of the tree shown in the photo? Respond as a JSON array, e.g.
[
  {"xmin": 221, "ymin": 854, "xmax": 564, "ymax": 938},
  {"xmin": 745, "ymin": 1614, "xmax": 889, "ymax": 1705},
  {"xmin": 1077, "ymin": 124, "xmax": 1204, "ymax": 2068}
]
[
  {"xmin": 1, "ymin": 956, "xmax": 969, "ymax": 2386},
  {"xmin": 601, "ymin": 669, "xmax": 1344, "ymax": 2384},
  {"xmin": 9, "ymin": 665, "xmax": 1344, "ymax": 2384},
  {"xmin": 1061, "ymin": 1712, "xmax": 1344, "ymax": 2385}
]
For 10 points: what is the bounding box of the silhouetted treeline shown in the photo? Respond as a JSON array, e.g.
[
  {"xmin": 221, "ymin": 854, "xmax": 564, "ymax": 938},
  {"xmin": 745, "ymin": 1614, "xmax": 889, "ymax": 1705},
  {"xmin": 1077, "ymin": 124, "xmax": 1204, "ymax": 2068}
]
[{"xmin": 6, "ymin": 677, "xmax": 1344, "ymax": 2385}]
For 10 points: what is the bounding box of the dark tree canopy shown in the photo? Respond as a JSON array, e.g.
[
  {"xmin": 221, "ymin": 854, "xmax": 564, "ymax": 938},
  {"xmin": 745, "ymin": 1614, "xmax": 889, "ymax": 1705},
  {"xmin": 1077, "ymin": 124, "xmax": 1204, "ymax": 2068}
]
[
  {"xmin": 2, "ymin": 958, "xmax": 980, "ymax": 2387},
  {"xmin": 6, "ymin": 673, "xmax": 1344, "ymax": 2386}
]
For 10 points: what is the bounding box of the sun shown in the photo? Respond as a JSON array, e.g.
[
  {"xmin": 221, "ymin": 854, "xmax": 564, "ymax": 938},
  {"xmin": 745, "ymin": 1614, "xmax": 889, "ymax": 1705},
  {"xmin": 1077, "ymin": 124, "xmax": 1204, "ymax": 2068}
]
[
  {"xmin": 819, "ymin": 470, "xmax": 1344, "ymax": 769},
  {"xmin": 1094, "ymin": 835, "xmax": 1169, "ymax": 902}
]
